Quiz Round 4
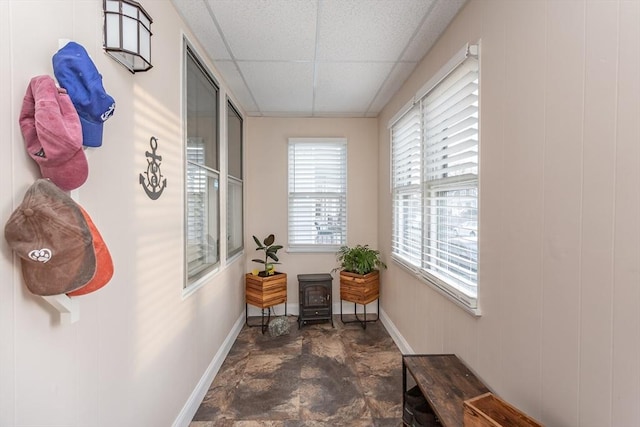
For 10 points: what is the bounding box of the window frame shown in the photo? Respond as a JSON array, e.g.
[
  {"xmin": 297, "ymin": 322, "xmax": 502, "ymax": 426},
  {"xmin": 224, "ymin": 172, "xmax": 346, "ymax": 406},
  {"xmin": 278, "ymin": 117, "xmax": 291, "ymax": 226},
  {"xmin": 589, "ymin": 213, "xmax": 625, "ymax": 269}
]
[
  {"xmin": 226, "ymin": 98, "xmax": 243, "ymax": 260},
  {"xmin": 287, "ymin": 137, "xmax": 347, "ymax": 253},
  {"xmin": 183, "ymin": 42, "xmax": 221, "ymax": 290},
  {"xmin": 390, "ymin": 43, "xmax": 480, "ymax": 315}
]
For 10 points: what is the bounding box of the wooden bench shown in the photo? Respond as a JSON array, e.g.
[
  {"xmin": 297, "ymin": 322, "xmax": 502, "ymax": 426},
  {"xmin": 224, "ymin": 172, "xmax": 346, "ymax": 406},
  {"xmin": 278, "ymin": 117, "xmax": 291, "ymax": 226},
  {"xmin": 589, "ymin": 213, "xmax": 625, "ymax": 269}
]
[
  {"xmin": 402, "ymin": 354, "xmax": 541, "ymax": 427},
  {"xmin": 403, "ymin": 354, "xmax": 489, "ymax": 426}
]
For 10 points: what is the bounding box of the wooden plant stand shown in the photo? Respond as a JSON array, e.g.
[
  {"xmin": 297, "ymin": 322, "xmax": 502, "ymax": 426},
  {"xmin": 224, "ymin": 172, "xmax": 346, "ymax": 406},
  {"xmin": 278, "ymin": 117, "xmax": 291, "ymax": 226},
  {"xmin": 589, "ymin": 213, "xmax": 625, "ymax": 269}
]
[
  {"xmin": 245, "ymin": 272, "xmax": 287, "ymax": 333},
  {"xmin": 339, "ymin": 270, "xmax": 379, "ymax": 329}
]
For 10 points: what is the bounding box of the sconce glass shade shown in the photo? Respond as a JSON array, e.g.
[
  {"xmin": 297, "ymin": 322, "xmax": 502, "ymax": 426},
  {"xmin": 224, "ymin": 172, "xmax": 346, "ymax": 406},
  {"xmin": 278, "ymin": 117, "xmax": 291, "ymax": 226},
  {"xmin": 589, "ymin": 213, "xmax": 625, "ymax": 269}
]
[{"xmin": 103, "ymin": 0, "xmax": 153, "ymax": 73}]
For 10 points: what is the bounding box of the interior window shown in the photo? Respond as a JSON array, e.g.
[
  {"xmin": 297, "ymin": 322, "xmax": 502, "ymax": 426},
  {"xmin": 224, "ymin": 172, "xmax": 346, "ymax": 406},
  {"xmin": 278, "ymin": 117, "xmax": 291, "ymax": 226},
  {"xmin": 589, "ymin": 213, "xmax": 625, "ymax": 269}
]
[
  {"xmin": 184, "ymin": 45, "xmax": 220, "ymax": 287},
  {"xmin": 391, "ymin": 44, "xmax": 479, "ymax": 310},
  {"xmin": 287, "ymin": 138, "xmax": 347, "ymax": 251}
]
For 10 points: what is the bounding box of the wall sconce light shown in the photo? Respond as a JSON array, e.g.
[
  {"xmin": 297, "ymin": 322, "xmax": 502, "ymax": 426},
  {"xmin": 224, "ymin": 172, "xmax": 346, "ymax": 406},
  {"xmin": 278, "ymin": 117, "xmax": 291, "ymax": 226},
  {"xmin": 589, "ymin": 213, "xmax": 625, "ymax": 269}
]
[{"xmin": 103, "ymin": 0, "xmax": 153, "ymax": 73}]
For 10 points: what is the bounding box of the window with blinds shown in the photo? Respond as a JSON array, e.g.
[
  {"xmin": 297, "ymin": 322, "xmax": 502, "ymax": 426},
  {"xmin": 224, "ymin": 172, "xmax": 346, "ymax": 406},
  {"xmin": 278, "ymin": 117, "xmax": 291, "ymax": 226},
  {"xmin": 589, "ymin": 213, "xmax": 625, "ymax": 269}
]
[
  {"xmin": 392, "ymin": 105, "xmax": 422, "ymax": 266},
  {"xmin": 185, "ymin": 46, "xmax": 220, "ymax": 287},
  {"xmin": 227, "ymin": 100, "xmax": 243, "ymax": 259},
  {"xmin": 391, "ymin": 44, "xmax": 479, "ymax": 310},
  {"xmin": 288, "ymin": 138, "xmax": 347, "ymax": 250}
]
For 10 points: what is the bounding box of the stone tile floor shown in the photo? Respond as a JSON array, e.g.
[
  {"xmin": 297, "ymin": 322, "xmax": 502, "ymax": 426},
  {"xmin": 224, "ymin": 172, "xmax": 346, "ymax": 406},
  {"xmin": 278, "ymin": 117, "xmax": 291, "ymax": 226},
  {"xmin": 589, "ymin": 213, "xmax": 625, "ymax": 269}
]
[{"xmin": 190, "ymin": 315, "xmax": 404, "ymax": 426}]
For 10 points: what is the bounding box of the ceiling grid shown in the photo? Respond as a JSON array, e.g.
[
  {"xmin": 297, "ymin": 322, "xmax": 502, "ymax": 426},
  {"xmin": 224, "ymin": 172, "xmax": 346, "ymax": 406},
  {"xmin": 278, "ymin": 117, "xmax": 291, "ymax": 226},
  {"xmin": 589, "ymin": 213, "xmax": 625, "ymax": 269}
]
[{"xmin": 173, "ymin": 0, "xmax": 467, "ymax": 117}]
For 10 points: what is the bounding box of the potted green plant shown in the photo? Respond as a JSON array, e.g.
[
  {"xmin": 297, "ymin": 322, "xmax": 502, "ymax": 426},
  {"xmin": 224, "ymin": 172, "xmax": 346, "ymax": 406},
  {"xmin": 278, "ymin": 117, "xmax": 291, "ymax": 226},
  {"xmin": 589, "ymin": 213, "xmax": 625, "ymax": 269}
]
[
  {"xmin": 245, "ymin": 234, "xmax": 287, "ymax": 330},
  {"xmin": 334, "ymin": 244, "xmax": 387, "ymax": 275},
  {"xmin": 334, "ymin": 244, "xmax": 387, "ymax": 328},
  {"xmin": 251, "ymin": 233, "xmax": 283, "ymax": 276}
]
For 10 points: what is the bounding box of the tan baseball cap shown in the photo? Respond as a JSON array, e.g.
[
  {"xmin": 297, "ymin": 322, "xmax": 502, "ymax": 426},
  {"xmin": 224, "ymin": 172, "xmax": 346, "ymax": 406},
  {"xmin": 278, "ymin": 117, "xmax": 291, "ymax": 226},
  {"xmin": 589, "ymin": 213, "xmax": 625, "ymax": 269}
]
[{"xmin": 4, "ymin": 179, "xmax": 96, "ymax": 296}]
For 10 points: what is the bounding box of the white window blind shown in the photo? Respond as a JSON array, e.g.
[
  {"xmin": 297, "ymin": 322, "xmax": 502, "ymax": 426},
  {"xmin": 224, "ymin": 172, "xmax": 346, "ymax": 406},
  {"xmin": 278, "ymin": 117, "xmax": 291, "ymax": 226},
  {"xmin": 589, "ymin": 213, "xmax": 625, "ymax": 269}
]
[
  {"xmin": 288, "ymin": 138, "xmax": 347, "ymax": 250},
  {"xmin": 391, "ymin": 45, "xmax": 479, "ymax": 311},
  {"xmin": 186, "ymin": 155, "xmax": 219, "ymax": 280},
  {"xmin": 391, "ymin": 105, "xmax": 422, "ymax": 265},
  {"xmin": 423, "ymin": 57, "xmax": 478, "ymax": 301},
  {"xmin": 186, "ymin": 142, "xmax": 206, "ymax": 276}
]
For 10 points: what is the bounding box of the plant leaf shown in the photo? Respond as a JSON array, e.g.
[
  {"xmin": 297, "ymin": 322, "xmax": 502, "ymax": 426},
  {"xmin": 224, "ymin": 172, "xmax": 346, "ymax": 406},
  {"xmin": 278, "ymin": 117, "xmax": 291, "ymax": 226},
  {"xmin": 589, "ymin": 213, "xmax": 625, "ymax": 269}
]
[{"xmin": 267, "ymin": 253, "xmax": 279, "ymax": 262}]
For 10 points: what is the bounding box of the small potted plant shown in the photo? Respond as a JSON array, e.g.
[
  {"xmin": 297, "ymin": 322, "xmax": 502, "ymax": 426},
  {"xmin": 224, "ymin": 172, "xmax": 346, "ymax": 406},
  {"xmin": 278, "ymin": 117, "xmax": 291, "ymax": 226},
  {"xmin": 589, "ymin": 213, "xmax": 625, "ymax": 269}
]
[
  {"xmin": 334, "ymin": 244, "xmax": 387, "ymax": 328},
  {"xmin": 334, "ymin": 244, "xmax": 387, "ymax": 276},
  {"xmin": 245, "ymin": 234, "xmax": 287, "ymax": 331},
  {"xmin": 251, "ymin": 233, "xmax": 283, "ymax": 276}
]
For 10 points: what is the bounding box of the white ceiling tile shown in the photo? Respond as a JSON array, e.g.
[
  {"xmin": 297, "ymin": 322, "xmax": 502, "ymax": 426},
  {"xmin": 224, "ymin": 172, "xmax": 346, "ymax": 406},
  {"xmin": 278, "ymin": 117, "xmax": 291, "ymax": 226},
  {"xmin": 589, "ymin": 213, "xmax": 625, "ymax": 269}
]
[
  {"xmin": 238, "ymin": 61, "xmax": 314, "ymax": 113},
  {"xmin": 314, "ymin": 62, "xmax": 395, "ymax": 114},
  {"xmin": 177, "ymin": 0, "xmax": 466, "ymax": 117},
  {"xmin": 402, "ymin": 0, "xmax": 467, "ymax": 62},
  {"xmin": 214, "ymin": 61, "xmax": 259, "ymax": 113},
  {"xmin": 366, "ymin": 61, "xmax": 417, "ymax": 114},
  {"xmin": 207, "ymin": 0, "xmax": 318, "ymax": 60},
  {"xmin": 172, "ymin": 0, "xmax": 231, "ymax": 60},
  {"xmin": 317, "ymin": 0, "xmax": 434, "ymax": 61}
]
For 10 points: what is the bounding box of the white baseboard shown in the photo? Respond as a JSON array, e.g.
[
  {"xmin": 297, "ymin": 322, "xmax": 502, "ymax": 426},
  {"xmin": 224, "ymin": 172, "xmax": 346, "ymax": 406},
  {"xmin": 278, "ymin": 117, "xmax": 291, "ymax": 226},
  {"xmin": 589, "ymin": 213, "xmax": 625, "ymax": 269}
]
[
  {"xmin": 379, "ymin": 308, "xmax": 414, "ymax": 355},
  {"xmin": 245, "ymin": 304, "xmax": 291, "ymax": 317},
  {"xmin": 172, "ymin": 311, "xmax": 246, "ymax": 427},
  {"xmin": 332, "ymin": 300, "xmax": 378, "ymax": 315},
  {"xmin": 246, "ymin": 301, "xmax": 380, "ymax": 318}
]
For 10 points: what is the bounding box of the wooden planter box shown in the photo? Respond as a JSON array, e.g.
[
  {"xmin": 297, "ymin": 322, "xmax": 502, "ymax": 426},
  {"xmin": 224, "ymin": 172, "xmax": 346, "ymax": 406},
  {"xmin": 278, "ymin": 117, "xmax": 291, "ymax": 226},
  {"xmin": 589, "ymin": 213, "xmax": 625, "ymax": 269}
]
[
  {"xmin": 339, "ymin": 270, "xmax": 379, "ymax": 305},
  {"xmin": 245, "ymin": 272, "xmax": 287, "ymax": 309},
  {"xmin": 463, "ymin": 392, "xmax": 542, "ymax": 427}
]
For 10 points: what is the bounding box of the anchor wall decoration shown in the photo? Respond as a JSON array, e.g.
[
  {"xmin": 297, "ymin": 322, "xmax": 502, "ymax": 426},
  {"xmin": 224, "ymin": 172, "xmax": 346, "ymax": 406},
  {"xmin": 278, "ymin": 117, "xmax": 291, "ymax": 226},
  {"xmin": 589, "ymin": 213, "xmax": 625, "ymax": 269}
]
[{"xmin": 140, "ymin": 136, "xmax": 167, "ymax": 200}]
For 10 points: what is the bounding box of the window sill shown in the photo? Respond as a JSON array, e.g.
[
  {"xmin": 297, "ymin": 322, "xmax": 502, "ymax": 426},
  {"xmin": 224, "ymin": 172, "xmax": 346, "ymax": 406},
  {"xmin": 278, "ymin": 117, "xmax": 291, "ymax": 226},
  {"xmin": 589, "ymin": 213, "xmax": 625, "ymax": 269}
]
[
  {"xmin": 392, "ymin": 256, "xmax": 481, "ymax": 317},
  {"xmin": 226, "ymin": 249, "xmax": 244, "ymax": 265},
  {"xmin": 287, "ymin": 245, "xmax": 341, "ymax": 254},
  {"xmin": 182, "ymin": 265, "xmax": 220, "ymax": 300}
]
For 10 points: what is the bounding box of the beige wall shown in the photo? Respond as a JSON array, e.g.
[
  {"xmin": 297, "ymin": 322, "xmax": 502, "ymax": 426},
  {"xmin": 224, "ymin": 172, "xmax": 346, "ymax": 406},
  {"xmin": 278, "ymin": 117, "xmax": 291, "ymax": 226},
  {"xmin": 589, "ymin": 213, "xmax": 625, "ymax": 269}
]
[
  {"xmin": 378, "ymin": 1, "xmax": 640, "ymax": 426},
  {"xmin": 245, "ymin": 117, "xmax": 379, "ymax": 308},
  {"xmin": 0, "ymin": 1, "xmax": 246, "ymax": 426},
  {"xmin": 3, "ymin": 0, "xmax": 638, "ymax": 426}
]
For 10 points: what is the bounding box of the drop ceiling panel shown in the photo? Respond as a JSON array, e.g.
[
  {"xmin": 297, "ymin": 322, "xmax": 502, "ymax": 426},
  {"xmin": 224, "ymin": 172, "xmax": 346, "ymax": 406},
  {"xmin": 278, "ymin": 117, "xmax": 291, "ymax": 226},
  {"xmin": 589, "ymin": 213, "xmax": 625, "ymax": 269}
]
[
  {"xmin": 172, "ymin": 0, "xmax": 469, "ymax": 117},
  {"xmin": 402, "ymin": 0, "xmax": 467, "ymax": 62},
  {"xmin": 367, "ymin": 61, "xmax": 418, "ymax": 114},
  {"xmin": 317, "ymin": 0, "xmax": 434, "ymax": 61},
  {"xmin": 314, "ymin": 62, "xmax": 395, "ymax": 114},
  {"xmin": 214, "ymin": 61, "xmax": 258, "ymax": 113},
  {"xmin": 207, "ymin": 0, "xmax": 318, "ymax": 61},
  {"xmin": 176, "ymin": 0, "xmax": 230, "ymax": 60},
  {"xmin": 238, "ymin": 61, "xmax": 314, "ymax": 113}
]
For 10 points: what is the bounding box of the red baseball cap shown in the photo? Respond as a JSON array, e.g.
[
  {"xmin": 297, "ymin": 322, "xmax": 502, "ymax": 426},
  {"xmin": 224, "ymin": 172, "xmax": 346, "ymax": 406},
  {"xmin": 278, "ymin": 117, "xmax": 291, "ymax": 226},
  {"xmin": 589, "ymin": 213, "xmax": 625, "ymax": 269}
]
[{"xmin": 19, "ymin": 75, "xmax": 88, "ymax": 191}]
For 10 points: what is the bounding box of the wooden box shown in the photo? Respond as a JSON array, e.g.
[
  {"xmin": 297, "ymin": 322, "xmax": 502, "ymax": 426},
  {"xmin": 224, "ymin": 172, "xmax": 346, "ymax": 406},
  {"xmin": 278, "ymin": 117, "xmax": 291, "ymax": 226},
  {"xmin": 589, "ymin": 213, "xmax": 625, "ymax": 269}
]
[
  {"xmin": 339, "ymin": 270, "xmax": 379, "ymax": 305},
  {"xmin": 463, "ymin": 392, "xmax": 542, "ymax": 427},
  {"xmin": 245, "ymin": 272, "xmax": 287, "ymax": 309}
]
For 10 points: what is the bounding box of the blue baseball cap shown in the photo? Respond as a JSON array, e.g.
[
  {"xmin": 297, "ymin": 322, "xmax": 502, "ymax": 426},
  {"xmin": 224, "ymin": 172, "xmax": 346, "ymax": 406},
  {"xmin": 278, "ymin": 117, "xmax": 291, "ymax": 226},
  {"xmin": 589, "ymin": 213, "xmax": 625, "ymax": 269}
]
[{"xmin": 53, "ymin": 42, "xmax": 115, "ymax": 147}]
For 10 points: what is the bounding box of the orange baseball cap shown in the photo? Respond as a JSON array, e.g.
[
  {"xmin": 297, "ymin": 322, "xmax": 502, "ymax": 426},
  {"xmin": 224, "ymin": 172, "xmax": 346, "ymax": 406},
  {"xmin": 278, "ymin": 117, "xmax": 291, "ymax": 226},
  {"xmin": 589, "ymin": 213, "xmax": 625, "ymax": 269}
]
[{"xmin": 67, "ymin": 207, "xmax": 113, "ymax": 296}]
